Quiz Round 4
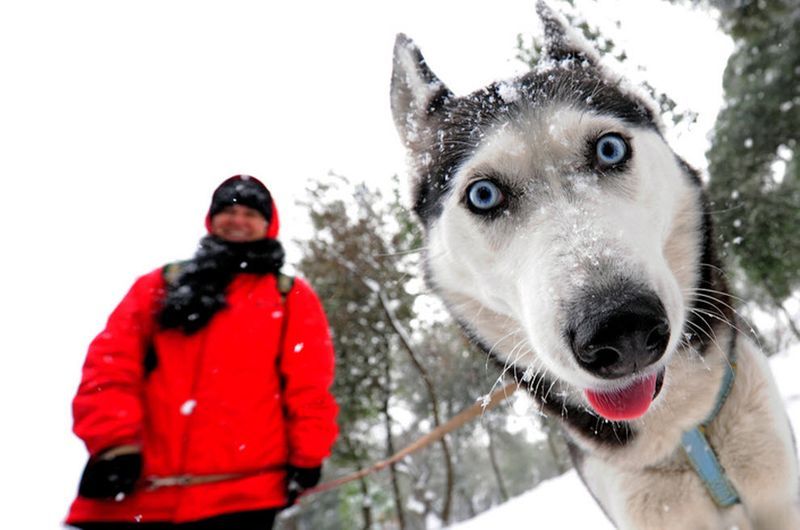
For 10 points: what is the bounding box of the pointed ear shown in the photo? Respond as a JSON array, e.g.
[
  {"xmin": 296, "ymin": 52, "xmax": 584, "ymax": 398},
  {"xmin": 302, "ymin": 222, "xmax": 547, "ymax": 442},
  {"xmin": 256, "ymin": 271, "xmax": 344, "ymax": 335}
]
[
  {"xmin": 390, "ymin": 33, "xmax": 453, "ymax": 150},
  {"xmin": 536, "ymin": 1, "xmax": 600, "ymax": 66}
]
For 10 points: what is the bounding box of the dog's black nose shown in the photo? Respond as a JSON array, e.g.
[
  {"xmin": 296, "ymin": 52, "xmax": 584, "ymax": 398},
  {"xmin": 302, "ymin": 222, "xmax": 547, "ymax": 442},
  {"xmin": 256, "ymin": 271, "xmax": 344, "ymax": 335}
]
[{"xmin": 568, "ymin": 291, "xmax": 670, "ymax": 379}]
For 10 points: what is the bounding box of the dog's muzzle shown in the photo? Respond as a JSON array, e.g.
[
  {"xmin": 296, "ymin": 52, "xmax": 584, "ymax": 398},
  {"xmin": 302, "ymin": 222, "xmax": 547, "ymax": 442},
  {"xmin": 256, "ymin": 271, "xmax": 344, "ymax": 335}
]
[{"xmin": 566, "ymin": 286, "xmax": 670, "ymax": 379}]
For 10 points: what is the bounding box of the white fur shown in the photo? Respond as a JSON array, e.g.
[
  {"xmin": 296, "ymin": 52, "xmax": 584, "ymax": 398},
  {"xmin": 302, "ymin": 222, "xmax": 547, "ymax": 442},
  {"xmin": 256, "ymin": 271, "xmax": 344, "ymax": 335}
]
[{"xmin": 428, "ymin": 108, "xmax": 691, "ymax": 395}]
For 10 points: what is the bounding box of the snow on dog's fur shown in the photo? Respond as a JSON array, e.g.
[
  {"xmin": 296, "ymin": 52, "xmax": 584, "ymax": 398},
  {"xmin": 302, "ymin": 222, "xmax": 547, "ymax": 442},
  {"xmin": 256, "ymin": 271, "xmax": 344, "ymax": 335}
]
[{"xmin": 390, "ymin": 3, "xmax": 800, "ymax": 528}]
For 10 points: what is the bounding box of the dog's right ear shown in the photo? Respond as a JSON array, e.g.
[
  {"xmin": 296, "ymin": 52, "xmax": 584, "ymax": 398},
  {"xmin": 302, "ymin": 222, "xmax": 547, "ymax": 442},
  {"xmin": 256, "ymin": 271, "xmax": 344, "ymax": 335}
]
[
  {"xmin": 391, "ymin": 34, "xmax": 453, "ymax": 151},
  {"xmin": 536, "ymin": 0, "xmax": 601, "ymax": 67}
]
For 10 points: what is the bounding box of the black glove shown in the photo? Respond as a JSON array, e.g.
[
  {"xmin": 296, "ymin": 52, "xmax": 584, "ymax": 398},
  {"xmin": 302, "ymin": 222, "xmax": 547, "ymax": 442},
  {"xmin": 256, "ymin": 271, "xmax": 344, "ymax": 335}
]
[
  {"xmin": 78, "ymin": 451, "xmax": 142, "ymax": 500},
  {"xmin": 285, "ymin": 465, "xmax": 321, "ymax": 506}
]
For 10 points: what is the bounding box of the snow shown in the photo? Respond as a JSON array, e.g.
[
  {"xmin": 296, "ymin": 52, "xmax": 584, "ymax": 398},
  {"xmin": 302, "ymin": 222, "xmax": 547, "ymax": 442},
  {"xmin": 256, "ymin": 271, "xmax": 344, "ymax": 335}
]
[
  {"xmin": 180, "ymin": 399, "xmax": 197, "ymax": 416},
  {"xmin": 496, "ymin": 81, "xmax": 521, "ymax": 104},
  {"xmin": 448, "ymin": 469, "xmax": 612, "ymax": 529}
]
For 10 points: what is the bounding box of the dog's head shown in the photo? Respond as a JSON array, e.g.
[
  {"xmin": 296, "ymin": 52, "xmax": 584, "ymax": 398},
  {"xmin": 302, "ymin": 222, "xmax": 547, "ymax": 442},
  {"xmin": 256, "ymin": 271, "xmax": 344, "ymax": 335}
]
[{"xmin": 391, "ymin": 3, "xmax": 710, "ymax": 424}]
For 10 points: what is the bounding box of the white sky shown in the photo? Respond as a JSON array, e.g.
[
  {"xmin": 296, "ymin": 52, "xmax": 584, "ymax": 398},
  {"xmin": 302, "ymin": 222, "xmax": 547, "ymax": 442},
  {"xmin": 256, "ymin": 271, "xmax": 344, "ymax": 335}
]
[{"xmin": 0, "ymin": 1, "xmax": 732, "ymax": 527}]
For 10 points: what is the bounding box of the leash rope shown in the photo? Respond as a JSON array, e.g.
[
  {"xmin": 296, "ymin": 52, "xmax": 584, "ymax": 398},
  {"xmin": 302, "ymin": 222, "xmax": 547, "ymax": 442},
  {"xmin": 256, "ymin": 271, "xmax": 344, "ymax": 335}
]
[
  {"xmin": 143, "ymin": 347, "xmax": 741, "ymax": 507},
  {"xmin": 146, "ymin": 382, "xmax": 518, "ymax": 494},
  {"xmin": 302, "ymin": 381, "xmax": 519, "ymax": 497},
  {"xmin": 143, "ymin": 350, "xmax": 741, "ymax": 507}
]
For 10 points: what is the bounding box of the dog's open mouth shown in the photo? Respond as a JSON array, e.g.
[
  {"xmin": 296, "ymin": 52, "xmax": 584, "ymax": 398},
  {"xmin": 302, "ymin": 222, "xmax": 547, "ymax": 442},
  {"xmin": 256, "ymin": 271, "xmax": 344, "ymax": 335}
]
[{"xmin": 585, "ymin": 369, "xmax": 665, "ymax": 421}]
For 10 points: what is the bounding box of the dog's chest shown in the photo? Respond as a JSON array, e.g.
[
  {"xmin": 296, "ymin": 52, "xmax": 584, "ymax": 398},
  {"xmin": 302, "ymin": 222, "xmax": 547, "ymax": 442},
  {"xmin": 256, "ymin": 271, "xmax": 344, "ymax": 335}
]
[{"xmin": 575, "ymin": 340, "xmax": 799, "ymax": 528}]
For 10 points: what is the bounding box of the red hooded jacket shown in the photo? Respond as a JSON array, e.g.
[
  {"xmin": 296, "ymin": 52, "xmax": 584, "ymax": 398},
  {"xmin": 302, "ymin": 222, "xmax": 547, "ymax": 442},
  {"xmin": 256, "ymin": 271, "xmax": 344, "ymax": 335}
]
[{"xmin": 66, "ymin": 196, "xmax": 338, "ymax": 524}]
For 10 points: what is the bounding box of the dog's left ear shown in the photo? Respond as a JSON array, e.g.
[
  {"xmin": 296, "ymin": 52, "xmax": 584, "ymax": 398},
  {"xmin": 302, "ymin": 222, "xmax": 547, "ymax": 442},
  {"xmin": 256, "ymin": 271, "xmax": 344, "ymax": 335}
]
[
  {"xmin": 390, "ymin": 33, "xmax": 454, "ymax": 151},
  {"xmin": 536, "ymin": 0, "xmax": 601, "ymax": 67}
]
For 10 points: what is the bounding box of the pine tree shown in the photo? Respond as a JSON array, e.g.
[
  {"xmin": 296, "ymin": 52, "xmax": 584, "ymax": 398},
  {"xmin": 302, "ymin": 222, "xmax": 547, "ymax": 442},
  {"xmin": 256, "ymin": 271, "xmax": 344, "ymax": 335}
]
[
  {"xmin": 292, "ymin": 175, "xmax": 461, "ymax": 528},
  {"xmin": 701, "ymin": 0, "xmax": 800, "ymax": 318}
]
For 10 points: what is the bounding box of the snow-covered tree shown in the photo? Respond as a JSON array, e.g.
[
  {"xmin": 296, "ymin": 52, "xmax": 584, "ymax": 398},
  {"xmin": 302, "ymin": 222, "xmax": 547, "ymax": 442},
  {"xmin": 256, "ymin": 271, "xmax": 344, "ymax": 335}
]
[{"xmin": 702, "ymin": 0, "xmax": 800, "ymax": 329}]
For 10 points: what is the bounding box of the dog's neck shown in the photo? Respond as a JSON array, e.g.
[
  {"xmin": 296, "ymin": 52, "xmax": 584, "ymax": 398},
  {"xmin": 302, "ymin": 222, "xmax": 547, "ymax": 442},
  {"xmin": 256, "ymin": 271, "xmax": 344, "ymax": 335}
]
[{"xmin": 684, "ymin": 208, "xmax": 735, "ymax": 354}]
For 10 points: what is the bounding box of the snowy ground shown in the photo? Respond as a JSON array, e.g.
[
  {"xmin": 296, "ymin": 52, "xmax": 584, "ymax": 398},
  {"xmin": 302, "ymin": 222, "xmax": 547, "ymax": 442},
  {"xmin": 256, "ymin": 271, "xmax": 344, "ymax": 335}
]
[
  {"xmin": 449, "ymin": 344, "xmax": 800, "ymax": 529},
  {"xmin": 448, "ymin": 469, "xmax": 613, "ymax": 529}
]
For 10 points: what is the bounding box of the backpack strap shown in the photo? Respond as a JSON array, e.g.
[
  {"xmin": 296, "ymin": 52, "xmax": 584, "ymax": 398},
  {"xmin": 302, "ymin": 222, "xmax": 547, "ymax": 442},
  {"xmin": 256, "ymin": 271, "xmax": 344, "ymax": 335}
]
[
  {"xmin": 276, "ymin": 273, "xmax": 295, "ymax": 302},
  {"xmin": 162, "ymin": 261, "xmax": 186, "ymax": 286},
  {"xmin": 275, "ymin": 273, "xmax": 295, "ymax": 384},
  {"xmin": 143, "ymin": 261, "xmax": 187, "ymax": 377}
]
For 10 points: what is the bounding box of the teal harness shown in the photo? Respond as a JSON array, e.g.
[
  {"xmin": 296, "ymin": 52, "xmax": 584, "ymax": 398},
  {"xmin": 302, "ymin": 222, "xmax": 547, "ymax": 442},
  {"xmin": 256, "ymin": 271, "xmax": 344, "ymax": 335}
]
[{"xmin": 680, "ymin": 348, "xmax": 740, "ymax": 507}]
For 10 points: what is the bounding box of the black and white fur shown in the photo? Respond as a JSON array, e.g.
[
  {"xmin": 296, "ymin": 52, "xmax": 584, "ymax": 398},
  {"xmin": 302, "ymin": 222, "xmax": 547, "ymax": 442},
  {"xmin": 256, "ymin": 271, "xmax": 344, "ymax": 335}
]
[{"xmin": 390, "ymin": 3, "xmax": 799, "ymax": 528}]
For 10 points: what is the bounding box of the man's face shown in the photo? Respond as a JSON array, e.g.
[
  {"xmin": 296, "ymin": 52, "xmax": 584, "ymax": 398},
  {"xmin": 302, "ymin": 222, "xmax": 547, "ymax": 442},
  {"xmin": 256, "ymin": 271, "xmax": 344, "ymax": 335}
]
[{"xmin": 210, "ymin": 204, "xmax": 268, "ymax": 242}]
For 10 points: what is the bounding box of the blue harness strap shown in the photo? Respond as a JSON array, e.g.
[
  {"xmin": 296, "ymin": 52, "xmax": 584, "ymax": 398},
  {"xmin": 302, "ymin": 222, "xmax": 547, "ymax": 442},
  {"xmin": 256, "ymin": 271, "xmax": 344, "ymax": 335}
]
[{"xmin": 680, "ymin": 353, "xmax": 740, "ymax": 507}]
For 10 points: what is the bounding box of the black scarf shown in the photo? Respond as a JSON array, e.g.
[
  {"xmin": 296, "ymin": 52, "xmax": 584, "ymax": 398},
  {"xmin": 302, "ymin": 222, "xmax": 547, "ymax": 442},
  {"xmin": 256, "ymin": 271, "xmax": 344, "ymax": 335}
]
[{"xmin": 157, "ymin": 235, "xmax": 285, "ymax": 334}]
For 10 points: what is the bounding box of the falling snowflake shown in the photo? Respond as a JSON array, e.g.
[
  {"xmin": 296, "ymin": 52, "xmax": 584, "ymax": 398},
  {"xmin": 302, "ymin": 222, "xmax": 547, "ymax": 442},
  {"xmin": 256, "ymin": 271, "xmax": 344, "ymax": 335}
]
[{"xmin": 180, "ymin": 399, "xmax": 197, "ymax": 416}]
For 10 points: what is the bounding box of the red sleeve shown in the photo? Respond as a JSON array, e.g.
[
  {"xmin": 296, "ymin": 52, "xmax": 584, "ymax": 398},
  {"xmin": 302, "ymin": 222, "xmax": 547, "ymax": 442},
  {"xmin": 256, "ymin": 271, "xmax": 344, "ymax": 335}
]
[
  {"xmin": 72, "ymin": 270, "xmax": 163, "ymax": 456},
  {"xmin": 279, "ymin": 278, "xmax": 339, "ymax": 468}
]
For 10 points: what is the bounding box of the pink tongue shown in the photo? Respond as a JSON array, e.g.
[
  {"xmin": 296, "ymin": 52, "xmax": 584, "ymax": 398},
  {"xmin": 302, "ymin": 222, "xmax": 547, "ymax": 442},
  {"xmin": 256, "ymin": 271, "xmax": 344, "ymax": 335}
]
[{"xmin": 585, "ymin": 373, "xmax": 658, "ymax": 421}]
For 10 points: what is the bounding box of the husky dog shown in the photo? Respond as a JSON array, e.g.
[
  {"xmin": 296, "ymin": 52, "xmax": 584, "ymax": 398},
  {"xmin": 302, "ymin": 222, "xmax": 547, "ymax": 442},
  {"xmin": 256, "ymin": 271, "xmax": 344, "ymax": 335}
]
[{"xmin": 390, "ymin": 3, "xmax": 799, "ymax": 528}]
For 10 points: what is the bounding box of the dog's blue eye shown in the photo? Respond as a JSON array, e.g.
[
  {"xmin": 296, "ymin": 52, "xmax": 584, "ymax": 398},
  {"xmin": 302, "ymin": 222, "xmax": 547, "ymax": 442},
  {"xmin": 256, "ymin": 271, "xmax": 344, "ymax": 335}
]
[
  {"xmin": 466, "ymin": 179, "xmax": 505, "ymax": 212},
  {"xmin": 595, "ymin": 133, "xmax": 629, "ymax": 167}
]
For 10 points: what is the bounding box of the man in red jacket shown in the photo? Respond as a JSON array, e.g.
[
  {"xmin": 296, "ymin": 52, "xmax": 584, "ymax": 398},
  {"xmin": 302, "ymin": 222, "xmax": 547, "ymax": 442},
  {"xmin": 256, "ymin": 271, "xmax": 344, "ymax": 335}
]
[{"xmin": 66, "ymin": 175, "xmax": 339, "ymax": 529}]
